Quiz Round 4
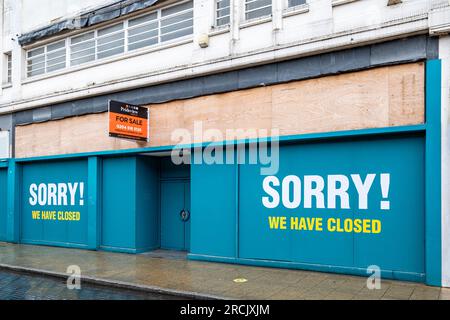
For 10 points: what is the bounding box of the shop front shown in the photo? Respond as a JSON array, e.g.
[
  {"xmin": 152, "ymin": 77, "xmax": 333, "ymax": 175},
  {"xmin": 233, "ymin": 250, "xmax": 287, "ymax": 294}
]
[
  {"xmin": 21, "ymin": 159, "xmax": 88, "ymax": 248},
  {"xmin": 190, "ymin": 134, "xmax": 426, "ymax": 282},
  {"xmin": 0, "ymin": 49, "xmax": 443, "ymax": 286}
]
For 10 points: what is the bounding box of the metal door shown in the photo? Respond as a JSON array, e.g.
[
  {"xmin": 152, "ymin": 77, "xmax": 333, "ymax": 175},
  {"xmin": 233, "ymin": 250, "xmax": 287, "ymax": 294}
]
[{"xmin": 160, "ymin": 180, "xmax": 191, "ymax": 251}]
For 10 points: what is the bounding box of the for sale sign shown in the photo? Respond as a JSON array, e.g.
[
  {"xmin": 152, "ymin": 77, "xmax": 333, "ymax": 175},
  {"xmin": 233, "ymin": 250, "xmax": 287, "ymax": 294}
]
[{"xmin": 108, "ymin": 100, "xmax": 149, "ymax": 142}]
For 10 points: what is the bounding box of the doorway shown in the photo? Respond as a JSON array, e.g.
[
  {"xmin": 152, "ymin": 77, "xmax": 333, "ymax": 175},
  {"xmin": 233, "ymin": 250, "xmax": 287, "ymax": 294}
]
[{"xmin": 159, "ymin": 159, "xmax": 191, "ymax": 252}]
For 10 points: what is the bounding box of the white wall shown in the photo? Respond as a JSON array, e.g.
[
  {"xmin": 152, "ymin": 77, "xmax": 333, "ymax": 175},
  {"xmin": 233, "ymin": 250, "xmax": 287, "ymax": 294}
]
[
  {"xmin": 21, "ymin": 0, "xmax": 112, "ymax": 33},
  {"xmin": 0, "ymin": 0, "xmax": 448, "ymax": 111}
]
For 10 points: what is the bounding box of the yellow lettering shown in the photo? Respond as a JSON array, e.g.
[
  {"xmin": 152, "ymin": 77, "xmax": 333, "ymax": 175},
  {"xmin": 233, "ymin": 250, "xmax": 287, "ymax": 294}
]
[
  {"xmin": 290, "ymin": 217, "xmax": 298, "ymax": 230},
  {"xmin": 280, "ymin": 217, "xmax": 287, "ymax": 230},
  {"xmin": 328, "ymin": 218, "xmax": 336, "ymax": 232},
  {"xmin": 269, "ymin": 216, "xmax": 281, "ymax": 229},
  {"xmin": 372, "ymin": 220, "xmax": 382, "ymax": 234}
]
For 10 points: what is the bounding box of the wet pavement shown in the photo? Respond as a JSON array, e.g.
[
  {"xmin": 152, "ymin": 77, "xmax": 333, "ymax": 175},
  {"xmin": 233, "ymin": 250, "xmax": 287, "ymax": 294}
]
[
  {"xmin": 0, "ymin": 242, "xmax": 448, "ymax": 300},
  {"xmin": 0, "ymin": 269, "xmax": 184, "ymax": 300}
]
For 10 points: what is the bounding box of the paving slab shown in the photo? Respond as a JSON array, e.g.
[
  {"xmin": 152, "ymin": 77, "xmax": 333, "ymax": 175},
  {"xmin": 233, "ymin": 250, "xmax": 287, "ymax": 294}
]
[{"xmin": 0, "ymin": 243, "xmax": 447, "ymax": 300}]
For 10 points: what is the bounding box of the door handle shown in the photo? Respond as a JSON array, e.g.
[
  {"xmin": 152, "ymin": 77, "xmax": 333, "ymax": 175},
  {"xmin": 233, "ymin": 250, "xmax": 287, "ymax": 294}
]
[{"xmin": 180, "ymin": 209, "xmax": 190, "ymax": 222}]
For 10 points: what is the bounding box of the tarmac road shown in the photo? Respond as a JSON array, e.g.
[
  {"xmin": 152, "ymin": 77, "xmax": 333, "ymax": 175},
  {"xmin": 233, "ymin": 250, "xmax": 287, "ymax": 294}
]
[{"xmin": 0, "ymin": 269, "xmax": 187, "ymax": 300}]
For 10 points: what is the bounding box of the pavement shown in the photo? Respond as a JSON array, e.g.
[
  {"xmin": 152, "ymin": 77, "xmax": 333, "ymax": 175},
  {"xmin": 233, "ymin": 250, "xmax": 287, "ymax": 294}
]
[{"xmin": 0, "ymin": 242, "xmax": 448, "ymax": 300}]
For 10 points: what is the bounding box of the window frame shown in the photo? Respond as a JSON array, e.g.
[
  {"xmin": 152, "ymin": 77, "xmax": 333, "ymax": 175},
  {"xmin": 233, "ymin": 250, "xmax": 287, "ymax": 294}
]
[
  {"xmin": 96, "ymin": 22, "xmax": 126, "ymax": 60},
  {"xmin": 5, "ymin": 52, "xmax": 12, "ymax": 85},
  {"xmin": 26, "ymin": 39, "xmax": 68, "ymax": 78},
  {"xmin": 69, "ymin": 30, "xmax": 96, "ymax": 67},
  {"xmin": 215, "ymin": 0, "xmax": 231, "ymax": 27},
  {"xmin": 127, "ymin": 11, "xmax": 159, "ymax": 51},
  {"xmin": 25, "ymin": 0, "xmax": 194, "ymax": 79},
  {"xmin": 26, "ymin": 45, "xmax": 46, "ymax": 78},
  {"xmin": 45, "ymin": 39, "xmax": 67, "ymax": 73},
  {"xmin": 69, "ymin": 22, "xmax": 126, "ymax": 66},
  {"xmin": 286, "ymin": 0, "xmax": 307, "ymax": 9},
  {"xmin": 243, "ymin": 0, "xmax": 273, "ymax": 22},
  {"xmin": 159, "ymin": 1, "xmax": 194, "ymax": 43}
]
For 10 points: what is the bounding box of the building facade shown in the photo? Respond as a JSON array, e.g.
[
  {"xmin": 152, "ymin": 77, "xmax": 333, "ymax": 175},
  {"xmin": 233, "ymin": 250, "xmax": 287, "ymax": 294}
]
[{"xmin": 1, "ymin": 0, "xmax": 450, "ymax": 287}]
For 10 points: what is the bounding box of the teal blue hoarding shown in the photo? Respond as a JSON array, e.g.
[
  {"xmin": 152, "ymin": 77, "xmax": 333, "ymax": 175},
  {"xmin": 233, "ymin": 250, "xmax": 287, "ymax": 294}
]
[
  {"xmin": 101, "ymin": 156, "xmax": 160, "ymax": 253},
  {"xmin": 0, "ymin": 168, "xmax": 7, "ymax": 241},
  {"xmin": 21, "ymin": 159, "xmax": 88, "ymax": 247},
  {"xmin": 191, "ymin": 134, "xmax": 425, "ymax": 281}
]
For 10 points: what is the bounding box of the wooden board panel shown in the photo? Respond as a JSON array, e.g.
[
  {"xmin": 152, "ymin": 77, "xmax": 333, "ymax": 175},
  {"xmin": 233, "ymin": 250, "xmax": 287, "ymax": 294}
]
[{"xmin": 15, "ymin": 62, "xmax": 425, "ymax": 158}]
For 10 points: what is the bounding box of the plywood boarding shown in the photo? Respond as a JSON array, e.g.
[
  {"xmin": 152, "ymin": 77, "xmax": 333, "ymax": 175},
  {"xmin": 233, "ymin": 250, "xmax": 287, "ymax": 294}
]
[{"xmin": 15, "ymin": 62, "xmax": 425, "ymax": 158}]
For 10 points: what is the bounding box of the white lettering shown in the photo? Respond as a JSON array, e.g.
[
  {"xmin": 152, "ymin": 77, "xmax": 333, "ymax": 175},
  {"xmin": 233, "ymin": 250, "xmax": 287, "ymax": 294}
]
[
  {"xmin": 29, "ymin": 184, "xmax": 38, "ymax": 206},
  {"xmin": 351, "ymin": 174, "xmax": 376, "ymax": 210},
  {"xmin": 282, "ymin": 175, "xmax": 301, "ymax": 209},
  {"xmin": 327, "ymin": 175, "xmax": 350, "ymax": 209},
  {"xmin": 304, "ymin": 175, "xmax": 325, "ymax": 209},
  {"xmin": 28, "ymin": 182, "xmax": 85, "ymax": 207},
  {"xmin": 262, "ymin": 176, "xmax": 280, "ymax": 209}
]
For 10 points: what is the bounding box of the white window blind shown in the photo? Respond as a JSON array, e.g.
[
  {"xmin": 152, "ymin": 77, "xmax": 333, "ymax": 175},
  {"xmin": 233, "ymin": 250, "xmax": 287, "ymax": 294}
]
[
  {"xmin": 128, "ymin": 12, "xmax": 158, "ymax": 51},
  {"xmin": 6, "ymin": 53, "xmax": 12, "ymax": 83},
  {"xmin": 288, "ymin": 0, "xmax": 306, "ymax": 7},
  {"xmin": 70, "ymin": 23, "xmax": 125, "ymax": 65},
  {"xmin": 216, "ymin": 0, "xmax": 230, "ymax": 26},
  {"xmin": 160, "ymin": 1, "xmax": 194, "ymax": 43},
  {"xmin": 27, "ymin": 40, "xmax": 67, "ymax": 77},
  {"xmin": 27, "ymin": 47, "xmax": 45, "ymax": 77},
  {"xmin": 70, "ymin": 32, "xmax": 96, "ymax": 66},
  {"xmin": 245, "ymin": 0, "xmax": 272, "ymax": 20},
  {"xmin": 46, "ymin": 40, "xmax": 66, "ymax": 73},
  {"xmin": 97, "ymin": 23, "xmax": 125, "ymax": 59}
]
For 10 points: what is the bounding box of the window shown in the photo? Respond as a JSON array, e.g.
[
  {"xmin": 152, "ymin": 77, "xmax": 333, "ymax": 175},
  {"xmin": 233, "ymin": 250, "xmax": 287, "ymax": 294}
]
[
  {"xmin": 288, "ymin": 0, "xmax": 306, "ymax": 7},
  {"xmin": 216, "ymin": 0, "xmax": 230, "ymax": 26},
  {"xmin": 70, "ymin": 32, "xmax": 95, "ymax": 66},
  {"xmin": 27, "ymin": 40, "xmax": 67, "ymax": 77},
  {"xmin": 128, "ymin": 12, "xmax": 158, "ymax": 51},
  {"xmin": 70, "ymin": 23, "xmax": 125, "ymax": 66},
  {"xmin": 46, "ymin": 40, "xmax": 66, "ymax": 73},
  {"xmin": 25, "ymin": 1, "xmax": 193, "ymax": 78},
  {"xmin": 245, "ymin": 0, "xmax": 272, "ymax": 20},
  {"xmin": 160, "ymin": 1, "xmax": 193, "ymax": 43},
  {"xmin": 5, "ymin": 53, "xmax": 12, "ymax": 84},
  {"xmin": 127, "ymin": 1, "xmax": 193, "ymax": 51},
  {"xmin": 97, "ymin": 23, "xmax": 125, "ymax": 59}
]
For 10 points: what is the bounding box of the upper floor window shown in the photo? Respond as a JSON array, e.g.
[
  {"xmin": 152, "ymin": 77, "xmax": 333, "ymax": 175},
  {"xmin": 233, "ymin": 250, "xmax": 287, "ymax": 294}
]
[
  {"xmin": 70, "ymin": 23, "xmax": 125, "ymax": 66},
  {"xmin": 216, "ymin": 0, "xmax": 230, "ymax": 27},
  {"xmin": 160, "ymin": 1, "xmax": 194, "ymax": 42},
  {"xmin": 97, "ymin": 23, "xmax": 125, "ymax": 59},
  {"xmin": 27, "ymin": 40, "xmax": 66, "ymax": 77},
  {"xmin": 25, "ymin": 0, "xmax": 193, "ymax": 78},
  {"xmin": 128, "ymin": 12, "xmax": 158, "ymax": 51},
  {"xmin": 5, "ymin": 53, "xmax": 12, "ymax": 84},
  {"xmin": 288, "ymin": 0, "xmax": 306, "ymax": 7},
  {"xmin": 70, "ymin": 31, "xmax": 96, "ymax": 66},
  {"xmin": 245, "ymin": 0, "xmax": 272, "ymax": 21}
]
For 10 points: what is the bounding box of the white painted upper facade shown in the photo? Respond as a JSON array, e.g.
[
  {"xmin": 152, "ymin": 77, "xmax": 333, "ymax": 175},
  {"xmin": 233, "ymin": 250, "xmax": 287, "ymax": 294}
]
[{"xmin": 0, "ymin": 0, "xmax": 449, "ymax": 113}]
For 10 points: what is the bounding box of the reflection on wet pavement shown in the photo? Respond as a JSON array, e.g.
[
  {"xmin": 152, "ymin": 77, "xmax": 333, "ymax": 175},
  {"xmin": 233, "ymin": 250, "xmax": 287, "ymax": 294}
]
[
  {"xmin": 0, "ymin": 270, "xmax": 185, "ymax": 300},
  {"xmin": 1, "ymin": 243, "xmax": 448, "ymax": 300}
]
